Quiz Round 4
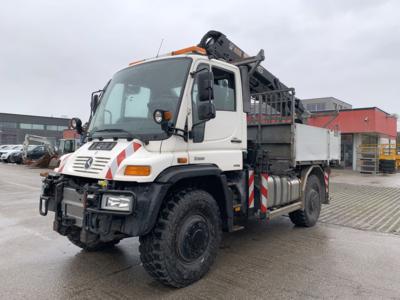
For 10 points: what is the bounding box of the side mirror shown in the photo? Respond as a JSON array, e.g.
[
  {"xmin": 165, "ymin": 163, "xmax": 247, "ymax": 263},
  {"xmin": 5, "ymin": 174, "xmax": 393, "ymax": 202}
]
[
  {"xmin": 198, "ymin": 102, "xmax": 216, "ymax": 121},
  {"xmin": 197, "ymin": 71, "xmax": 214, "ymax": 102},
  {"xmin": 91, "ymin": 94, "xmax": 99, "ymax": 112},
  {"xmin": 69, "ymin": 117, "xmax": 83, "ymax": 134}
]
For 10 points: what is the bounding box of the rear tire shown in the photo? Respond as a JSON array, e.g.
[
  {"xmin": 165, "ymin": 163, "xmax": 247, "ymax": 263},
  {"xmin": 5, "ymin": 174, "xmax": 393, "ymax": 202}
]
[
  {"xmin": 139, "ymin": 188, "xmax": 222, "ymax": 288},
  {"xmin": 289, "ymin": 174, "xmax": 322, "ymax": 227},
  {"xmin": 67, "ymin": 227, "xmax": 120, "ymax": 251}
]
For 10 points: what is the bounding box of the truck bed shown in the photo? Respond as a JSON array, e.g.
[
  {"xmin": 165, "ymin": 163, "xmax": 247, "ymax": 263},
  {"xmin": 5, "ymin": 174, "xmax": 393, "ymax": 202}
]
[
  {"xmin": 247, "ymin": 123, "xmax": 340, "ymax": 169},
  {"xmin": 247, "ymin": 89, "xmax": 340, "ymax": 171}
]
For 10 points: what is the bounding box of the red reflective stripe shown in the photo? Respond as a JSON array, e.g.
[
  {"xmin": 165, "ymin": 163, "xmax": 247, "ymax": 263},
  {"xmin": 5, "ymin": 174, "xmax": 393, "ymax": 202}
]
[
  {"xmin": 57, "ymin": 154, "xmax": 71, "ymax": 173},
  {"xmin": 248, "ymin": 174, "xmax": 254, "ymax": 186},
  {"xmin": 261, "ymin": 185, "xmax": 268, "ymax": 198},
  {"xmin": 261, "ymin": 203, "xmax": 267, "ymax": 213},
  {"xmin": 248, "ymin": 171, "xmax": 255, "ymax": 208},
  {"xmin": 106, "ymin": 141, "xmax": 141, "ymax": 180},
  {"xmin": 105, "ymin": 168, "xmax": 113, "ymax": 180},
  {"xmin": 249, "ymin": 190, "xmax": 254, "ymax": 206},
  {"xmin": 324, "ymin": 172, "xmax": 329, "ymax": 191},
  {"xmin": 116, "ymin": 150, "xmax": 126, "ymax": 166},
  {"xmin": 261, "ymin": 173, "xmax": 268, "ymax": 213}
]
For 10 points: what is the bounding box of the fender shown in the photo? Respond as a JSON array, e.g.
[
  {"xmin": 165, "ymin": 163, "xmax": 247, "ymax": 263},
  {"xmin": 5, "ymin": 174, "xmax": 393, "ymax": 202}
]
[
  {"xmin": 155, "ymin": 164, "xmax": 234, "ymax": 232},
  {"xmin": 300, "ymin": 165, "xmax": 328, "ymax": 205}
]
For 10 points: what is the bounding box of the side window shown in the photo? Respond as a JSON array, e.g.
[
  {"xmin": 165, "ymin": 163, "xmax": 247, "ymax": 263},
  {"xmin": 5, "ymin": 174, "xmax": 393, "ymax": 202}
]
[
  {"xmin": 191, "ymin": 64, "xmax": 208, "ymax": 143},
  {"xmin": 103, "ymin": 83, "xmax": 123, "ymax": 124},
  {"xmin": 212, "ymin": 67, "xmax": 236, "ymax": 111},
  {"xmin": 124, "ymin": 86, "xmax": 151, "ymax": 118}
]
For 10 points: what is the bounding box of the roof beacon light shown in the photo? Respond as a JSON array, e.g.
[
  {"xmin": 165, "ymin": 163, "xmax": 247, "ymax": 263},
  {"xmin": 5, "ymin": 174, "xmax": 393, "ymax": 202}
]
[
  {"xmin": 128, "ymin": 46, "xmax": 206, "ymax": 67},
  {"xmin": 171, "ymin": 46, "xmax": 206, "ymax": 56}
]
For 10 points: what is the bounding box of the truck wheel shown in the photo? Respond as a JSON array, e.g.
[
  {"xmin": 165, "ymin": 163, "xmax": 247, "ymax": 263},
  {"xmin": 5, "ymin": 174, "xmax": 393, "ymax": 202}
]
[
  {"xmin": 289, "ymin": 174, "xmax": 322, "ymax": 227},
  {"xmin": 139, "ymin": 189, "xmax": 222, "ymax": 288},
  {"xmin": 67, "ymin": 228, "xmax": 120, "ymax": 251}
]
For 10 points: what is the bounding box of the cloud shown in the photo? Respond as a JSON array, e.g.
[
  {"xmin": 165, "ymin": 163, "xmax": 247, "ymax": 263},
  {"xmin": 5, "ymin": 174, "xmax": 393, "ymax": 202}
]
[{"xmin": 0, "ymin": 0, "xmax": 399, "ymax": 126}]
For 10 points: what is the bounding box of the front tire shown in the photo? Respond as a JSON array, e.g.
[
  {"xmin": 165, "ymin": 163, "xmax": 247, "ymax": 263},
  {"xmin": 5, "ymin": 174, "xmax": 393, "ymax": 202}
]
[
  {"xmin": 139, "ymin": 189, "xmax": 222, "ymax": 288},
  {"xmin": 289, "ymin": 174, "xmax": 322, "ymax": 227}
]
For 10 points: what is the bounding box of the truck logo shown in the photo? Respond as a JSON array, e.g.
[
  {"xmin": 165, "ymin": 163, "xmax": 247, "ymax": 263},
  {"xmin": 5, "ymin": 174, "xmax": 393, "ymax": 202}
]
[{"xmin": 84, "ymin": 157, "xmax": 93, "ymax": 169}]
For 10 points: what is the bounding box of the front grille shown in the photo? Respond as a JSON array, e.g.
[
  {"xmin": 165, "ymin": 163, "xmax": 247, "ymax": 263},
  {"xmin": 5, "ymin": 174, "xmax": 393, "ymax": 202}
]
[{"xmin": 72, "ymin": 156, "xmax": 111, "ymax": 174}]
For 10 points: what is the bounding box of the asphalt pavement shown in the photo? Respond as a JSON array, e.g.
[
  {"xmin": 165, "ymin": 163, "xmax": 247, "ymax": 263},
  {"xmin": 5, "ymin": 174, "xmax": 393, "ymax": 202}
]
[{"xmin": 1, "ymin": 164, "xmax": 400, "ymax": 299}]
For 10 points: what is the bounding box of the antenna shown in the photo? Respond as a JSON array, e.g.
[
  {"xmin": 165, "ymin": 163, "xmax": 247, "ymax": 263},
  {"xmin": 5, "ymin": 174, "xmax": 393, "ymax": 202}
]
[{"xmin": 156, "ymin": 38, "xmax": 164, "ymax": 57}]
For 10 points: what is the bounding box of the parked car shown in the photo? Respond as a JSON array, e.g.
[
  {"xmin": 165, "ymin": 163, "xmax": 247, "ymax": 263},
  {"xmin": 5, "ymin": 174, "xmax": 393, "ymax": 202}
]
[
  {"xmin": 9, "ymin": 145, "xmax": 45, "ymax": 164},
  {"xmin": 0, "ymin": 145, "xmax": 13, "ymax": 154},
  {"xmin": 8, "ymin": 151, "xmax": 21, "ymax": 164},
  {"xmin": 27, "ymin": 145, "xmax": 46, "ymax": 160},
  {"xmin": 1, "ymin": 145, "xmax": 23, "ymax": 162},
  {"xmin": 9, "ymin": 145, "xmax": 36, "ymax": 164}
]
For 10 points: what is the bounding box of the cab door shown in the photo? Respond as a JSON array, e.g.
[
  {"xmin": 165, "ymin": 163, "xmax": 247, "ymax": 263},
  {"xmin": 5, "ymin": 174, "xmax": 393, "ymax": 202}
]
[{"xmin": 188, "ymin": 61, "xmax": 244, "ymax": 171}]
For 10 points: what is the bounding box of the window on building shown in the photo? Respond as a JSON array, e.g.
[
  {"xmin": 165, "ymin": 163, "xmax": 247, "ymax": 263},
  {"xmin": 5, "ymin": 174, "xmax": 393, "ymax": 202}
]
[
  {"xmin": 19, "ymin": 123, "xmax": 47, "ymax": 130},
  {"xmin": 32, "ymin": 124, "xmax": 45, "ymax": 130},
  {"xmin": 306, "ymin": 103, "xmax": 326, "ymax": 112},
  {"xmin": 316, "ymin": 103, "xmax": 326, "ymax": 111},
  {"xmin": 58, "ymin": 126, "xmax": 68, "ymax": 131},
  {"xmin": 46, "ymin": 125, "xmax": 58, "ymax": 131},
  {"xmin": 0, "ymin": 122, "xmax": 17, "ymax": 129},
  {"xmin": 20, "ymin": 123, "xmax": 32, "ymax": 129},
  {"xmin": 361, "ymin": 134, "xmax": 378, "ymax": 145},
  {"xmin": 306, "ymin": 104, "xmax": 315, "ymax": 111}
]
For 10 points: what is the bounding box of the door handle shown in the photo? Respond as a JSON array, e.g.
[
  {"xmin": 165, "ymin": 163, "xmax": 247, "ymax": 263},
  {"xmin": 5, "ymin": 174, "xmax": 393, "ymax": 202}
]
[{"xmin": 231, "ymin": 138, "xmax": 242, "ymax": 143}]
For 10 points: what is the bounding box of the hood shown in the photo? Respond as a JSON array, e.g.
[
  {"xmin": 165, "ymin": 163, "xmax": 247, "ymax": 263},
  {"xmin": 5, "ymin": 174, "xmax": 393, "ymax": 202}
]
[{"xmin": 56, "ymin": 139, "xmax": 173, "ymax": 183}]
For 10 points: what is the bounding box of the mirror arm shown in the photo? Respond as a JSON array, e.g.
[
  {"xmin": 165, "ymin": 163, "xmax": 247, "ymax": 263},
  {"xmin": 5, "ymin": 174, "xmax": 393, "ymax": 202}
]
[
  {"xmin": 190, "ymin": 67, "xmax": 209, "ymax": 78},
  {"xmin": 164, "ymin": 123, "xmax": 189, "ymax": 142}
]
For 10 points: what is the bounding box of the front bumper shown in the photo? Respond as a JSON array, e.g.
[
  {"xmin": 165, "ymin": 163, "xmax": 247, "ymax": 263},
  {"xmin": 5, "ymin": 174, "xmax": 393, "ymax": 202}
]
[{"xmin": 39, "ymin": 173, "xmax": 170, "ymax": 238}]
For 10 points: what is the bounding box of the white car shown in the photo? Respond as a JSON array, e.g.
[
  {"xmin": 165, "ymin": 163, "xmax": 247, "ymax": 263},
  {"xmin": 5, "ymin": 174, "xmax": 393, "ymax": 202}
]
[
  {"xmin": 1, "ymin": 145, "xmax": 23, "ymax": 162},
  {"xmin": 0, "ymin": 145, "xmax": 13, "ymax": 156}
]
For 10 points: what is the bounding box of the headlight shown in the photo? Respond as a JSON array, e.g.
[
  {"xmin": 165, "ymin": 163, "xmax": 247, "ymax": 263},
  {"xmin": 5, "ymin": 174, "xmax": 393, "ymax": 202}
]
[{"xmin": 101, "ymin": 194, "xmax": 133, "ymax": 212}]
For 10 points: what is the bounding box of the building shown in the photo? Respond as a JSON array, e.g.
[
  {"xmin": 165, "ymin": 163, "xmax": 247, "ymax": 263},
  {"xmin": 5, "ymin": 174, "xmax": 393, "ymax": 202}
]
[
  {"xmin": 302, "ymin": 97, "xmax": 352, "ymax": 112},
  {"xmin": 308, "ymin": 107, "xmax": 397, "ymax": 171},
  {"xmin": 0, "ymin": 113, "xmax": 69, "ymax": 145}
]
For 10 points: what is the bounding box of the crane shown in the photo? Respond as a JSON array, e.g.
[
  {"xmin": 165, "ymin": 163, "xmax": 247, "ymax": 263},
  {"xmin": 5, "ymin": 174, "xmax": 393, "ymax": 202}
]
[{"xmin": 198, "ymin": 30, "xmax": 306, "ymax": 121}]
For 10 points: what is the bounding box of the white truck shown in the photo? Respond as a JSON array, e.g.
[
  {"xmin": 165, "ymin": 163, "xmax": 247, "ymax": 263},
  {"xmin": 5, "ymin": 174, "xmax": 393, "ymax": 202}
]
[{"xmin": 39, "ymin": 31, "xmax": 340, "ymax": 287}]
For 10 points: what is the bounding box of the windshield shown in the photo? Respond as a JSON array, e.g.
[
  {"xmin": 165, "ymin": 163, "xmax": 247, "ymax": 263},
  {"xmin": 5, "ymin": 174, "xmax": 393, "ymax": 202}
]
[{"xmin": 89, "ymin": 58, "xmax": 192, "ymax": 140}]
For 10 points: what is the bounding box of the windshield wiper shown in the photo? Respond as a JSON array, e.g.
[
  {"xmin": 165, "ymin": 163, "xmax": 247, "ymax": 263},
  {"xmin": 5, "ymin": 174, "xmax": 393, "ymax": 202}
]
[{"xmin": 91, "ymin": 128, "xmax": 137, "ymax": 141}]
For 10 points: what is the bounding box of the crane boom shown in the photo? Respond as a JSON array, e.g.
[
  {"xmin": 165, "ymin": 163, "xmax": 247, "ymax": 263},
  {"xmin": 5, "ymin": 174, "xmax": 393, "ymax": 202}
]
[{"xmin": 198, "ymin": 30, "xmax": 305, "ymax": 121}]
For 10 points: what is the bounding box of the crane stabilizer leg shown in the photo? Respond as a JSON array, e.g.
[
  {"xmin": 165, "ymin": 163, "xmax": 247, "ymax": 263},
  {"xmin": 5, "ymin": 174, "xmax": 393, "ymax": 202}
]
[{"xmin": 198, "ymin": 30, "xmax": 305, "ymax": 122}]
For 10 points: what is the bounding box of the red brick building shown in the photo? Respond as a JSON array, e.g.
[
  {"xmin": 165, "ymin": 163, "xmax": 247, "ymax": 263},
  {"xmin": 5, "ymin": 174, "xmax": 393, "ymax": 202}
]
[{"xmin": 308, "ymin": 107, "xmax": 397, "ymax": 170}]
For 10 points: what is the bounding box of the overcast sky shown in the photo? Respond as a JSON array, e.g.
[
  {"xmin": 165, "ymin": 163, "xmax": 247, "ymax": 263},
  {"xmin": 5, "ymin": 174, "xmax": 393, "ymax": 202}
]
[{"xmin": 1, "ymin": 0, "xmax": 399, "ymax": 125}]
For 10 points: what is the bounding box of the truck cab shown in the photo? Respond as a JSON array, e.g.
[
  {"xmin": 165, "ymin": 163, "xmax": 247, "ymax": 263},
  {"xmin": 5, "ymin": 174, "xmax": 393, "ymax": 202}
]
[{"xmin": 58, "ymin": 53, "xmax": 246, "ymax": 182}]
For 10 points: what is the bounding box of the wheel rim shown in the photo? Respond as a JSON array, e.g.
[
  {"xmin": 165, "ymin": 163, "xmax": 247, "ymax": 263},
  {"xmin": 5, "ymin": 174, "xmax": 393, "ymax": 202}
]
[
  {"xmin": 307, "ymin": 188, "xmax": 320, "ymax": 216},
  {"xmin": 177, "ymin": 214, "xmax": 210, "ymax": 262}
]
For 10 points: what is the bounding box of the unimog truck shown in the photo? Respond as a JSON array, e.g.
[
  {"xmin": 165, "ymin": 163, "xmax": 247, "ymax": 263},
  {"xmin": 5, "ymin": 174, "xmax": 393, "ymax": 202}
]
[{"xmin": 39, "ymin": 30, "xmax": 340, "ymax": 287}]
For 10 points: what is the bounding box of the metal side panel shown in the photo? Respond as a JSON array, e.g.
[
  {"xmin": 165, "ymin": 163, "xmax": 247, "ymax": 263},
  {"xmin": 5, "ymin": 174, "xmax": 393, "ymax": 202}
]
[
  {"xmin": 329, "ymin": 130, "xmax": 341, "ymax": 161},
  {"xmin": 295, "ymin": 123, "xmax": 340, "ymax": 162}
]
